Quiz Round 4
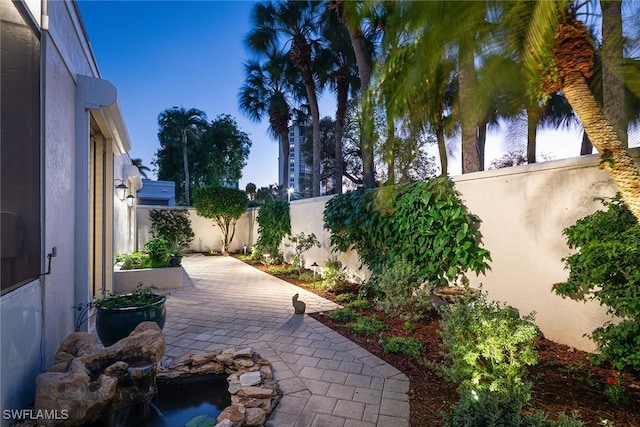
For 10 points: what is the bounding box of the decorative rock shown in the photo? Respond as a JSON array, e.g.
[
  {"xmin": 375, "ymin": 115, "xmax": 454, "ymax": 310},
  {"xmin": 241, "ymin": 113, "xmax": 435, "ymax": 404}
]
[
  {"xmin": 191, "ymin": 351, "xmax": 220, "ymax": 366},
  {"xmin": 229, "ymin": 347, "xmax": 253, "ymax": 358},
  {"xmin": 233, "ymin": 358, "xmax": 255, "ymax": 368},
  {"xmin": 217, "ymin": 405, "xmax": 245, "ymax": 427},
  {"xmin": 239, "ymin": 371, "xmax": 262, "ymax": 387},
  {"xmin": 244, "ymin": 408, "xmax": 267, "ymax": 426},
  {"xmin": 237, "ymin": 387, "xmax": 274, "ymax": 399},
  {"xmin": 34, "ymin": 322, "xmax": 165, "ymax": 426},
  {"xmin": 259, "ymin": 366, "xmax": 272, "ymax": 380},
  {"xmin": 192, "ymin": 361, "xmax": 226, "ymax": 375},
  {"xmin": 215, "ymin": 420, "xmax": 234, "ymax": 427}
]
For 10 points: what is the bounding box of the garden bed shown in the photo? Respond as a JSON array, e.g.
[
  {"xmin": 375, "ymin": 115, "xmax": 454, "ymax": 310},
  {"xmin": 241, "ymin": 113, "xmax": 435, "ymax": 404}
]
[{"xmin": 235, "ymin": 256, "xmax": 640, "ymax": 427}]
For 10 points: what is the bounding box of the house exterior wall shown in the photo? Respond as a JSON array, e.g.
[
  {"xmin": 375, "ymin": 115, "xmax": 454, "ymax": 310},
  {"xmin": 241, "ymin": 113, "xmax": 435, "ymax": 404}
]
[{"xmin": 1, "ymin": 0, "xmax": 138, "ymax": 420}]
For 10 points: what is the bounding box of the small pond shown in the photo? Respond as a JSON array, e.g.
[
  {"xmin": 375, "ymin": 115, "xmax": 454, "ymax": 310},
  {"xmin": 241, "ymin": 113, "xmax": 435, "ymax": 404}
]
[{"xmin": 87, "ymin": 374, "xmax": 230, "ymax": 427}]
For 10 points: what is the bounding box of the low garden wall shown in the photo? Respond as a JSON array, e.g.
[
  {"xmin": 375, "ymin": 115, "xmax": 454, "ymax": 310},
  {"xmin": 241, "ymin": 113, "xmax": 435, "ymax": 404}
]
[{"xmin": 113, "ymin": 266, "xmax": 183, "ymax": 293}]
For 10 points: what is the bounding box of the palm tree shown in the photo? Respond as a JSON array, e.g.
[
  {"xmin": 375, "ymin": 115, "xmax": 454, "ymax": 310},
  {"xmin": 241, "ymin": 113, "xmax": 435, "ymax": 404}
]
[
  {"xmin": 318, "ymin": 8, "xmax": 362, "ymax": 193},
  {"xmin": 516, "ymin": 1, "xmax": 640, "ymax": 220},
  {"xmin": 131, "ymin": 158, "xmax": 150, "ymax": 179},
  {"xmin": 246, "ymin": 0, "xmax": 324, "ymax": 197},
  {"xmin": 239, "ymin": 48, "xmax": 297, "ymax": 199},
  {"xmin": 328, "ymin": 0, "xmax": 378, "ymax": 188},
  {"xmin": 157, "ymin": 107, "xmax": 207, "ymax": 206}
]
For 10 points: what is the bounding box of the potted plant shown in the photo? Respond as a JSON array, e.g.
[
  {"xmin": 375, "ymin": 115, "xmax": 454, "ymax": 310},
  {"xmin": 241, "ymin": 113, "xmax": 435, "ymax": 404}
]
[
  {"xmin": 94, "ymin": 283, "xmax": 166, "ymax": 347},
  {"xmin": 167, "ymin": 238, "xmax": 188, "ymax": 267}
]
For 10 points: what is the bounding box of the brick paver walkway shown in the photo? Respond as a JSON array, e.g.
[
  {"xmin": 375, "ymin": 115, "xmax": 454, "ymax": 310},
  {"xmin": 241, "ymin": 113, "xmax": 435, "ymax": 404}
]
[{"xmin": 162, "ymin": 254, "xmax": 410, "ymax": 427}]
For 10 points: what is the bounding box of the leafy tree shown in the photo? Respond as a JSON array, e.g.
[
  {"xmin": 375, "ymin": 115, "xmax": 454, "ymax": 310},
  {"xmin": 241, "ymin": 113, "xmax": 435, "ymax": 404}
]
[
  {"xmin": 149, "ymin": 208, "xmax": 194, "ymax": 244},
  {"xmin": 245, "ymin": 182, "xmax": 257, "ymax": 201},
  {"xmin": 192, "ymin": 186, "xmax": 248, "ymax": 255},
  {"xmin": 285, "ymin": 232, "xmax": 320, "ymax": 277},
  {"xmin": 156, "ymin": 107, "xmax": 208, "ymax": 205},
  {"xmin": 155, "ymin": 111, "xmax": 251, "ymax": 205}
]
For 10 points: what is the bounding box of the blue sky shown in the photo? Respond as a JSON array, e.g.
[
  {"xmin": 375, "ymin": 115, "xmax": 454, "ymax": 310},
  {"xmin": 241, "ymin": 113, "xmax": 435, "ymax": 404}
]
[
  {"xmin": 77, "ymin": 1, "xmax": 638, "ymax": 188},
  {"xmin": 77, "ymin": 0, "xmax": 322, "ymax": 189}
]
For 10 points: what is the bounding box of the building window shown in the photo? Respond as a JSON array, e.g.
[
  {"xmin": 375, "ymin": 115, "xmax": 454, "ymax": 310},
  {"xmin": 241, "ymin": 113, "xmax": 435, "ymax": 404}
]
[{"xmin": 1, "ymin": 0, "xmax": 41, "ymax": 294}]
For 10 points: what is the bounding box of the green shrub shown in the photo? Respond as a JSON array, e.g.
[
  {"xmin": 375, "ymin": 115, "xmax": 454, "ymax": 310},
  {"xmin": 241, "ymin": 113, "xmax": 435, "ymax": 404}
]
[
  {"xmin": 267, "ymin": 265, "xmax": 297, "ymax": 276},
  {"xmin": 256, "ymin": 200, "xmax": 290, "ymax": 258},
  {"xmin": 438, "ymin": 291, "xmax": 538, "ymax": 400},
  {"xmin": 298, "ymin": 272, "xmax": 316, "ymax": 284},
  {"xmin": 553, "ymin": 195, "xmax": 640, "ymax": 373},
  {"xmin": 144, "ymin": 237, "xmax": 170, "ymax": 268},
  {"xmin": 323, "ymin": 177, "xmax": 491, "ymax": 287},
  {"xmin": 346, "ymin": 316, "xmax": 388, "ymax": 336},
  {"xmin": 149, "ymin": 208, "xmax": 194, "ymax": 244},
  {"xmin": 335, "ymin": 293, "xmax": 357, "ymax": 304},
  {"xmin": 444, "ymin": 392, "xmax": 585, "ymax": 427},
  {"xmin": 285, "ymin": 232, "xmax": 320, "ymax": 277},
  {"xmin": 321, "ymin": 257, "xmax": 348, "ymax": 291},
  {"xmin": 344, "ymin": 298, "xmax": 372, "ymax": 310},
  {"xmin": 381, "ymin": 336, "xmax": 425, "ymax": 359},
  {"xmin": 376, "ymin": 258, "xmax": 435, "ymax": 320},
  {"xmin": 327, "ymin": 308, "xmax": 359, "ymax": 323},
  {"xmin": 119, "ymin": 252, "xmax": 151, "ymax": 270}
]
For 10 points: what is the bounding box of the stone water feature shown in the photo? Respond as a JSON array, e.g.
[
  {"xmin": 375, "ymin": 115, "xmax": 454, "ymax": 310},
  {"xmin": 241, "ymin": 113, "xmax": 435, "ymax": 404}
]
[
  {"xmin": 23, "ymin": 323, "xmax": 279, "ymax": 427},
  {"xmin": 158, "ymin": 348, "xmax": 281, "ymax": 427},
  {"xmin": 32, "ymin": 322, "xmax": 165, "ymax": 426}
]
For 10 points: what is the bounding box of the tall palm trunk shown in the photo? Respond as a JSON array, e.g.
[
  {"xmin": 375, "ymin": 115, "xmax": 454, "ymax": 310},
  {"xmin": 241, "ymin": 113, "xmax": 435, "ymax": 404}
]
[
  {"xmin": 348, "ymin": 25, "xmax": 375, "ymax": 188},
  {"xmin": 580, "ymin": 130, "xmax": 593, "ymax": 155},
  {"xmin": 476, "ymin": 122, "xmax": 487, "ymax": 171},
  {"xmin": 385, "ymin": 107, "xmax": 396, "ymax": 185},
  {"xmin": 334, "ymin": 76, "xmax": 348, "ymax": 194},
  {"xmin": 181, "ymin": 129, "xmax": 191, "ymax": 206},
  {"xmin": 563, "ymin": 72, "xmax": 640, "ymax": 221},
  {"xmin": 601, "ymin": 0, "xmax": 627, "ymax": 148},
  {"xmin": 459, "ymin": 40, "xmax": 481, "ymax": 174},
  {"xmin": 436, "ymin": 123, "xmax": 448, "ymax": 176},
  {"xmin": 527, "ymin": 107, "xmax": 540, "ymax": 163},
  {"xmin": 548, "ymin": 20, "xmax": 640, "ymax": 221},
  {"xmin": 278, "ymin": 128, "xmax": 290, "ymax": 201}
]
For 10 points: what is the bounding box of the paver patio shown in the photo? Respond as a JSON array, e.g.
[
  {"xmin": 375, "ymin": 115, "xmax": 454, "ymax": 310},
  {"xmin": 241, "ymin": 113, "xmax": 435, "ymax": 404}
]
[{"xmin": 161, "ymin": 254, "xmax": 410, "ymax": 427}]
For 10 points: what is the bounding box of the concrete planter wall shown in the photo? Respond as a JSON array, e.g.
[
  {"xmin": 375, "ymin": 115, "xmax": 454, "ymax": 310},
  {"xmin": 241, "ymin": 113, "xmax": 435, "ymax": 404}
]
[{"xmin": 113, "ymin": 266, "xmax": 183, "ymax": 293}]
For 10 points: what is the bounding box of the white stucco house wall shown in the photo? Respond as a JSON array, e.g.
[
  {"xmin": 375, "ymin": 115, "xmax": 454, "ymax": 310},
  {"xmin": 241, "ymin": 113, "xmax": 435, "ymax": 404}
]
[{"xmin": 0, "ymin": 0, "xmax": 140, "ymax": 422}]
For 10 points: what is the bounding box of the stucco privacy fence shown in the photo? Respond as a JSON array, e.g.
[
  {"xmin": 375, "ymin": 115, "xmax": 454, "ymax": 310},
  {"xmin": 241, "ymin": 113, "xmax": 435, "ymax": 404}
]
[{"xmin": 136, "ymin": 149, "xmax": 639, "ymax": 352}]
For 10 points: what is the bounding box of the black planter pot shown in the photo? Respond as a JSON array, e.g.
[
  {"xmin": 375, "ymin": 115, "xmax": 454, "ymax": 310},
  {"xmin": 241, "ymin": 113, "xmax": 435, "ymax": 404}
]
[
  {"xmin": 168, "ymin": 256, "xmax": 183, "ymax": 267},
  {"xmin": 95, "ymin": 295, "xmax": 166, "ymax": 347}
]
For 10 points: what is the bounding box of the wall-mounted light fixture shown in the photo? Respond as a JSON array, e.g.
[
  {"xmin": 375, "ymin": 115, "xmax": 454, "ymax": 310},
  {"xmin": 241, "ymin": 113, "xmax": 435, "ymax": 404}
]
[
  {"xmin": 126, "ymin": 194, "xmax": 135, "ymax": 208},
  {"xmin": 115, "ymin": 178, "xmax": 136, "ymax": 207},
  {"xmin": 114, "ymin": 179, "xmax": 128, "ymax": 201}
]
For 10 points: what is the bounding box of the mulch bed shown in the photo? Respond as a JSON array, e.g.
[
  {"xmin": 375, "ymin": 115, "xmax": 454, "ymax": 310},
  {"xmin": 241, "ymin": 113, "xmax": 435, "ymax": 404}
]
[{"xmin": 238, "ymin": 258, "xmax": 640, "ymax": 426}]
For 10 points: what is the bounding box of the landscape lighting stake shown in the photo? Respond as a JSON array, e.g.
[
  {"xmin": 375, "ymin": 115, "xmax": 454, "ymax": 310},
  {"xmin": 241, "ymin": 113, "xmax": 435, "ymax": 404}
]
[{"xmin": 311, "ymin": 262, "xmax": 318, "ymax": 289}]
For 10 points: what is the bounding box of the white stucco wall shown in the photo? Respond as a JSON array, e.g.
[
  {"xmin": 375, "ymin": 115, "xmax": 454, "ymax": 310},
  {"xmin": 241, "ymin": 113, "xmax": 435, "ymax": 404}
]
[
  {"xmin": 185, "ymin": 150, "xmax": 636, "ymax": 353},
  {"xmin": 136, "ymin": 206, "xmax": 259, "ymax": 254}
]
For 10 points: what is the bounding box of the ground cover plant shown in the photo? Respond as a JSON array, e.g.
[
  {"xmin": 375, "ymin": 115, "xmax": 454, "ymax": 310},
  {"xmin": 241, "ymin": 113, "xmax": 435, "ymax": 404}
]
[{"xmin": 235, "ymin": 255, "xmax": 640, "ymax": 426}]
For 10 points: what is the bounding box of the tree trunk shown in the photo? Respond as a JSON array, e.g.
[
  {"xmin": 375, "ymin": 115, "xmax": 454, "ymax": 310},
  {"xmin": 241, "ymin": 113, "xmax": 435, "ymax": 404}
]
[
  {"xmin": 476, "ymin": 122, "xmax": 486, "ymax": 171},
  {"xmin": 437, "ymin": 124, "xmax": 448, "ymax": 176},
  {"xmin": 601, "ymin": 0, "xmax": 627, "ymax": 148},
  {"xmin": 459, "ymin": 41, "xmax": 481, "ymax": 174},
  {"xmin": 385, "ymin": 108, "xmax": 396, "ymax": 185},
  {"xmin": 334, "ymin": 79, "xmax": 348, "ymax": 194},
  {"xmin": 347, "ymin": 24, "xmax": 375, "ymax": 188},
  {"xmin": 562, "ymin": 72, "xmax": 640, "ymax": 221},
  {"xmin": 182, "ymin": 129, "xmax": 191, "ymax": 206},
  {"xmin": 527, "ymin": 108, "xmax": 539, "ymax": 163},
  {"xmin": 279, "ymin": 128, "xmax": 290, "ymax": 201},
  {"xmin": 580, "ymin": 129, "xmax": 593, "ymax": 155}
]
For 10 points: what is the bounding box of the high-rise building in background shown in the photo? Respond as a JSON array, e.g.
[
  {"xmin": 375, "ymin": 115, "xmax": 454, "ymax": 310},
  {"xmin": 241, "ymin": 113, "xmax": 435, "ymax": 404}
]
[{"xmin": 279, "ymin": 124, "xmax": 312, "ymax": 199}]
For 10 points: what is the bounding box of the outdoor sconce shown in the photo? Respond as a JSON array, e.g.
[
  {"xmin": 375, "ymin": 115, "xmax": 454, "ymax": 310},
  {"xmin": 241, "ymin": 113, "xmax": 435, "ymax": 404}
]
[
  {"xmin": 311, "ymin": 262, "xmax": 319, "ymax": 289},
  {"xmin": 126, "ymin": 193, "xmax": 136, "ymax": 208},
  {"xmin": 114, "ymin": 179, "xmax": 128, "ymax": 202}
]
